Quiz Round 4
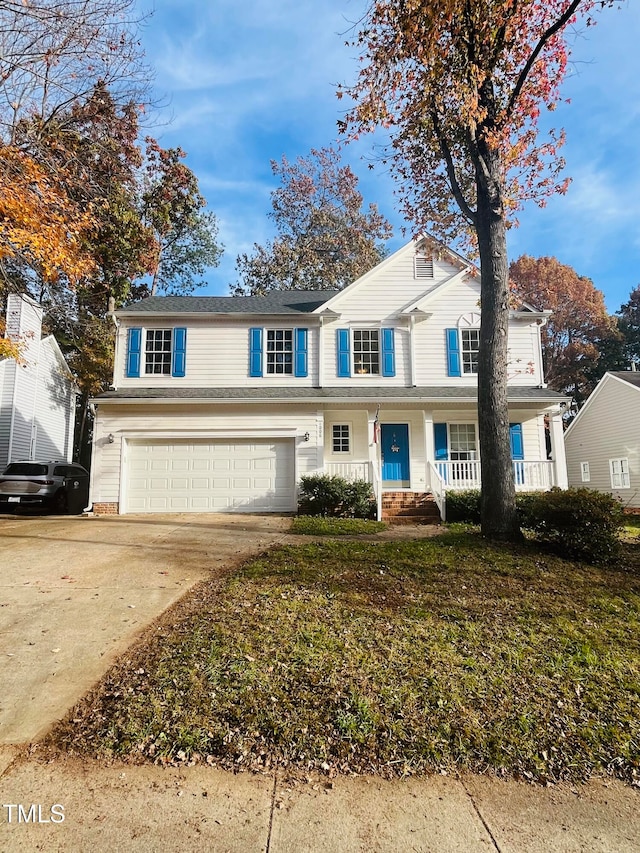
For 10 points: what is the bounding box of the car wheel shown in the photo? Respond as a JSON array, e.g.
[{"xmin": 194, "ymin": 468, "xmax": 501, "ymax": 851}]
[{"xmin": 53, "ymin": 490, "xmax": 68, "ymax": 514}]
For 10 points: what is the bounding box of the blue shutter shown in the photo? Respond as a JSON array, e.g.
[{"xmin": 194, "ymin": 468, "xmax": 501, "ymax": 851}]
[
  {"xmin": 172, "ymin": 327, "xmax": 187, "ymax": 377},
  {"xmin": 509, "ymin": 423, "xmax": 524, "ymax": 459},
  {"xmin": 126, "ymin": 327, "xmax": 141, "ymax": 378},
  {"xmin": 337, "ymin": 329, "xmax": 351, "ymax": 377},
  {"xmin": 294, "ymin": 328, "xmax": 308, "ymax": 377},
  {"xmin": 381, "ymin": 327, "xmax": 396, "ymax": 377},
  {"xmin": 446, "ymin": 328, "xmax": 461, "ymax": 377},
  {"xmin": 510, "ymin": 422, "xmax": 524, "ymax": 486},
  {"xmin": 249, "ymin": 328, "xmax": 263, "ymax": 377},
  {"xmin": 434, "ymin": 423, "xmax": 448, "ymax": 461}
]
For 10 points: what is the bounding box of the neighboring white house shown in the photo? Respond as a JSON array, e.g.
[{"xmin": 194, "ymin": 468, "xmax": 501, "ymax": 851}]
[
  {"xmin": 89, "ymin": 236, "xmax": 569, "ymax": 519},
  {"xmin": 564, "ymin": 371, "xmax": 640, "ymax": 509},
  {"xmin": 0, "ymin": 294, "xmax": 78, "ymax": 470}
]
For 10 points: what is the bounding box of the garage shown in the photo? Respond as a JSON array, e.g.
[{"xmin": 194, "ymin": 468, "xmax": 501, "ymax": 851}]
[{"xmin": 124, "ymin": 438, "xmax": 296, "ymax": 513}]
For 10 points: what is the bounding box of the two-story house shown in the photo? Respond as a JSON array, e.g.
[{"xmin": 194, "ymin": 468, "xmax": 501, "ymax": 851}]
[{"xmin": 89, "ymin": 237, "xmax": 569, "ymax": 519}]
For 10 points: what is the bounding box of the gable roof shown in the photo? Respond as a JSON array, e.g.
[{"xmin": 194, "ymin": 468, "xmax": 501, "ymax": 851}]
[
  {"xmin": 117, "ymin": 290, "xmax": 339, "ymax": 318},
  {"xmin": 564, "ymin": 371, "xmax": 640, "ymax": 437},
  {"xmin": 312, "ymin": 235, "xmax": 475, "ymax": 314}
]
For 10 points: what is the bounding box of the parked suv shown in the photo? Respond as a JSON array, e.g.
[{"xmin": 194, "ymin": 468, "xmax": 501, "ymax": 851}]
[{"xmin": 0, "ymin": 461, "xmax": 90, "ymax": 514}]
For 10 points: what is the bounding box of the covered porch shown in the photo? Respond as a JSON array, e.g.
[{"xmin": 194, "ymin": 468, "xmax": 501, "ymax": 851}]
[{"xmin": 319, "ymin": 400, "xmax": 568, "ymax": 521}]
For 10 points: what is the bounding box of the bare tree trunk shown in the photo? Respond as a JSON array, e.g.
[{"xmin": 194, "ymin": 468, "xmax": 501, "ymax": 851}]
[{"xmin": 474, "ymin": 144, "xmax": 521, "ymax": 541}]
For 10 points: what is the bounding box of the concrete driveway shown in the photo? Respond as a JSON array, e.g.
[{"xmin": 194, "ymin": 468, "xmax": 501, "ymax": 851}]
[{"xmin": 0, "ymin": 513, "xmax": 290, "ymax": 745}]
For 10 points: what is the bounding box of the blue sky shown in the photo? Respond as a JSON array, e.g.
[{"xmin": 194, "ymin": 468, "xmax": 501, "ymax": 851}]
[{"xmin": 141, "ymin": 0, "xmax": 639, "ymax": 312}]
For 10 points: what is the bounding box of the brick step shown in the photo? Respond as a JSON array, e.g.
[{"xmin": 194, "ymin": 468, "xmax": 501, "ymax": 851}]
[
  {"xmin": 381, "ymin": 491, "xmax": 440, "ymax": 524},
  {"xmin": 383, "ymin": 515, "xmax": 440, "ymax": 526}
]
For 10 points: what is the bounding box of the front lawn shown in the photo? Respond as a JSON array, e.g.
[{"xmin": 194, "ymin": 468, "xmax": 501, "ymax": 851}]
[{"xmin": 51, "ymin": 531, "xmax": 640, "ymax": 783}]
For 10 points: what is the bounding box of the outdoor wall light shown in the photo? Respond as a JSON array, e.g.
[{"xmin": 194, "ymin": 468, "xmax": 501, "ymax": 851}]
[
  {"xmin": 107, "ymin": 433, "xmax": 115, "ymax": 444},
  {"xmin": 303, "ymin": 432, "xmax": 310, "ymax": 442}
]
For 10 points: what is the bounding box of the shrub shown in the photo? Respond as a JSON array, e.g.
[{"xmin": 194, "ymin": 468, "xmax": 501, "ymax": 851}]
[
  {"xmin": 298, "ymin": 474, "xmax": 375, "ymax": 519},
  {"xmin": 518, "ymin": 487, "xmax": 624, "ymax": 564},
  {"xmin": 445, "ymin": 489, "xmax": 481, "ymax": 524}
]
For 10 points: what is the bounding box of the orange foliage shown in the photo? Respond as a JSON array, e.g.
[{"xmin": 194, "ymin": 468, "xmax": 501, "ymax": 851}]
[{"xmin": 0, "ymin": 145, "xmax": 95, "ymax": 283}]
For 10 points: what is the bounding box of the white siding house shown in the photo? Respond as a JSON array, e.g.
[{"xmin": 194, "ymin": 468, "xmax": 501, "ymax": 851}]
[
  {"xmin": 0, "ymin": 294, "xmax": 77, "ymax": 470},
  {"xmin": 90, "ymin": 237, "xmax": 569, "ymax": 519},
  {"xmin": 564, "ymin": 371, "xmax": 640, "ymax": 508}
]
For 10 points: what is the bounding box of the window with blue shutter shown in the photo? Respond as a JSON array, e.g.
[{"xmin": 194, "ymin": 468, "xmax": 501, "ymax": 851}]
[
  {"xmin": 294, "ymin": 328, "xmax": 308, "ymax": 377},
  {"xmin": 172, "ymin": 327, "xmax": 187, "ymax": 377},
  {"xmin": 126, "ymin": 327, "xmax": 141, "ymax": 378},
  {"xmin": 381, "ymin": 327, "xmax": 396, "ymax": 377},
  {"xmin": 446, "ymin": 329, "xmax": 461, "ymax": 377},
  {"xmin": 249, "ymin": 328, "xmax": 263, "ymax": 377},
  {"xmin": 337, "ymin": 329, "xmax": 351, "ymax": 377}
]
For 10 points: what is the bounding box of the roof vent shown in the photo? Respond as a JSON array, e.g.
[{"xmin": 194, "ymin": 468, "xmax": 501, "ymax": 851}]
[{"xmin": 414, "ymin": 255, "xmax": 434, "ymax": 278}]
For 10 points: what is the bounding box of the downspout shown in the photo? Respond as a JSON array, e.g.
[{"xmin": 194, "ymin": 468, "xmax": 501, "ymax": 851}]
[
  {"xmin": 409, "ymin": 313, "xmax": 416, "ymax": 387},
  {"xmin": 317, "ymin": 315, "xmax": 324, "ymax": 388},
  {"xmin": 29, "ymin": 340, "xmax": 42, "ymax": 459}
]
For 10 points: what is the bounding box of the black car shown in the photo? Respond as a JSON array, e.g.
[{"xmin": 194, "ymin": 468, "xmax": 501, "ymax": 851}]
[{"xmin": 0, "ymin": 461, "xmax": 90, "ymax": 514}]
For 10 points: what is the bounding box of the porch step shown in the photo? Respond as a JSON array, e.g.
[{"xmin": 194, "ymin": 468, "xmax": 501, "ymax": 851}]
[{"xmin": 381, "ymin": 492, "xmax": 441, "ymax": 525}]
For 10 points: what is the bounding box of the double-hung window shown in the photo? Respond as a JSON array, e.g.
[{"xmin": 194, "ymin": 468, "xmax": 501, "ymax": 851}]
[
  {"xmin": 126, "ymin": 327, "xmax": 187, "ymax": 378},
  {"xmin": 610, "ymin": 458, "xmax": 630, "ymax": 489},
  {"xmin": 266, "ymin": 329, "xmax": 293, "ymax": 374},
  {"xmin": 461, "ymin": 329, "xmax": 480, "ymax": 374},
  {"xmin": 353, "ymin": 329, "xmax": 380, "ymax": 375},
  {"xmin": 145, "ymin": 329, "xmax": 172, "ymax": 375}
]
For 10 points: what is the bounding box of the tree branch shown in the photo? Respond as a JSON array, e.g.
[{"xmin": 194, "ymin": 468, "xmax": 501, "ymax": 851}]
[
  {"xmin": 431, "ymin": 109, "xmax": 477, "ymax": 226},
  {"xmin": 506, "ymin": 0, "xmax": 584, "ymax": 120}
]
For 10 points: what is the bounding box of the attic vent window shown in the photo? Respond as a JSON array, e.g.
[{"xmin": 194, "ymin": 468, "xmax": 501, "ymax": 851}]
[{"xmin": 414, "ymin": 255, "xmax": 434, "ymax": 278}]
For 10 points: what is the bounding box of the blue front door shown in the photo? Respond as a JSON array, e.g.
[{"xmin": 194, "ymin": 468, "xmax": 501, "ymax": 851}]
[{"xmin": 381, "ymin": 423, "xmax": 410, "ymax": 484}]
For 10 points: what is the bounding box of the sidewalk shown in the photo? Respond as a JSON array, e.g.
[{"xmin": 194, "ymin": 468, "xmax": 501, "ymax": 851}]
[{"xmin": 0, "ymin": 748, "xmax": 637, "ymax": 852}]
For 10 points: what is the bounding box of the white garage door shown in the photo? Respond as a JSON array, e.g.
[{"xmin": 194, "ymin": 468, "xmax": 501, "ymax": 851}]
[{"xmin": 125, "ymin": 439, "xmax": 295, "ymax": 513}]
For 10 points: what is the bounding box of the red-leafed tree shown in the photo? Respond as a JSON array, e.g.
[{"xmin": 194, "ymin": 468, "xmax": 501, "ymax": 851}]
[
  {"xmin": 510, "ymin": 255, "xmax": 619, "ymax": 405},
  {"xmin": 340, "ymin": 0, "xmax": 618, "ymax": 540},
  {"xmin": 232, "ymin": 147, "xmax": 392, "ymax": 295}
]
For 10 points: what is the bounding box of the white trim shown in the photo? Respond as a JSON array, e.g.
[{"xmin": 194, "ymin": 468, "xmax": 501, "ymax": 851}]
[
  {"xmin": 402, "ymin": 269, "xmax": 472, "ymax": 313},
  {"xmin": 581, "ymin": 461, "xmax": 590, "ymax": 483}
]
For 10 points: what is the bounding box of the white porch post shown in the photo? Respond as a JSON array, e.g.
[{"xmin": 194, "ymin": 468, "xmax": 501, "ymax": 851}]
[
  {"xmin": 548, "ymin": 410, "xmax": 568, "ymax": 489},
  {"xmin": 424, "ymin": 412, "xmax": 434, "ymax": 489}
]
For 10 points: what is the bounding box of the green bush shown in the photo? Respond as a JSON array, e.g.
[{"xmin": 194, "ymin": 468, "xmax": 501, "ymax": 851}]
[
  {"xmin": 298, "ymin": 474, "xmax": 375, "ymax": 519},
  {"xmin": 518, "ymin": 487, "xmax": 624, "ymax": 564},
  {"xmin": 445, "ymin": 486, "xmax": 623, "ymax": 563},
  {"xmin": 445, "ymin": 489, "xmax": 481, "ymax": 524}
]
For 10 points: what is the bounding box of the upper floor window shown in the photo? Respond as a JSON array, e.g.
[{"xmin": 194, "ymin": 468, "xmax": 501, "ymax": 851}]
[
  {"xmin": 446, "ymin": 312, "xmax": 481, "ymax": 377},
  {"xmin": 461, "ymin": 328, "xmax": 480, "ymax": 374},
  {"xmin": 353, "ymin": 329, "xmax": 380, "ymax": 375},
  {"xmin": 266, "ymin": 329, "xmax": 293, "ymax": 374},
  {"xmin": 581, "ymin": 461, "xmax": 591, "ymax": 483},
  {"xmin": 145, "ymin": 329, "xmax": 172, "ymax": 375},
  {"xmin": 249, "ymin": 327, "xmax": 308, "ymax": 378},
  {"xmin": 126, "ymin": 327, "xmax": 186, "ymax": 378},
  {"xmin": 336, "ymin": 327, "xmax": 395, "ymax": 378}
]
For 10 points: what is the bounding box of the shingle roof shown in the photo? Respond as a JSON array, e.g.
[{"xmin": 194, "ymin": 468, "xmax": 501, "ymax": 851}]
[
  {"xmin": 118, "ymin": 291, "xmax": 340, "ymax": 316},
  {"xmin": 94, "ymin": 385, "xmax": 567, "ymax": 403},
  {"xmin": 609, "ymin": 371, "xmax": 640, "ymax": 389}
]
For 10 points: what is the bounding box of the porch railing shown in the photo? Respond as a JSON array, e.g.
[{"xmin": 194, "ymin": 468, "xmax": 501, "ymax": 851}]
[
  {"xmin": 435, "ymin": 460, "xmax": 555, "ymax": 491},
  {"xmin": 427, "ymin": 461, "xmax": 446, "ymax": 520},
  {"xmin": 325, "ymin": 461, "xmax": 372, "ymax": 483}
]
